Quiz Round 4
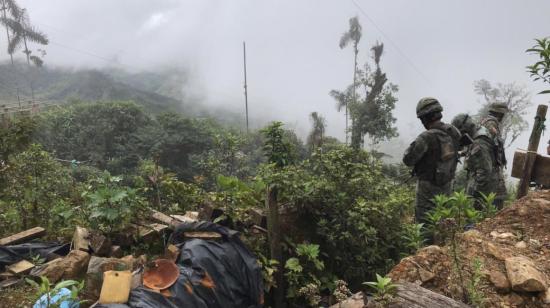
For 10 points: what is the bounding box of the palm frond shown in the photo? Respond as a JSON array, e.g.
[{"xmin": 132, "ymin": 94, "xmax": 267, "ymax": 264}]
[
  {"xmin": 3, "ymin": 0, "xmax": 21, "ymax": 19},
  {"xmin": 7, "ymin": 31, "xmax": 22, "ymax": 53},
  {"xmin": 24, "ymin": 25, "xmax": 48, "ymax": 45}
]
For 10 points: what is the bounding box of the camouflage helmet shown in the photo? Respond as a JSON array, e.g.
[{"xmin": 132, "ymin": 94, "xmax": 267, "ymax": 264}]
[
  {"xmin": 488, "ymin": 103, "xmax": 509, "ymax": 115},
  {"xmin": 416, "ymin": 97, "xmax": 443, "ymax": 118},
  {"xmin": 451, "ymin": 113, "xmax": 475, "ymax": 135}
]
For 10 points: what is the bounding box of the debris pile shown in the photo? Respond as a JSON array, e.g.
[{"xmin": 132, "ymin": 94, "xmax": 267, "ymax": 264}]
[
  {"xmin": 388, "ymin": 190, "xmax": 550, "ymax": 307},
  {"xmin": 0, "ymin": 208, "xmax": 264, "ymax": 307}
]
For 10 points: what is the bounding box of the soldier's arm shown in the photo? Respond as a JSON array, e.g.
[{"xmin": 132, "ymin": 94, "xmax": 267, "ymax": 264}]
[{"xmin": 403, "ymin": 134, "xmax": 429, "ymax": 167}]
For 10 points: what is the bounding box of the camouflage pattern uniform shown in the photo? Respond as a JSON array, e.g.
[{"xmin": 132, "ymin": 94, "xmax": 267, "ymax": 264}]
[
  {"xmin": 464, "ymin": 126, "xmax": 499, "ymax": 206},
  {"xmin": 403, "ymin": 98, "xmax": 461, "ymax": 225},
  {"xmin": 480, "ymin": 103, "xmax": 508, "ymax": 208}
]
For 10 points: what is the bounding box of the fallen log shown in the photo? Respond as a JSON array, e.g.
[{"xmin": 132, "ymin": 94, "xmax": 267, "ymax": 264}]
[
  {"xmin": 331, "ymin": 283, "xmax": 469, "ymax": 308},
  {"xmin": 0, "ymin": 227, "xmax": 46, "ymax": 246},
  {"xmin": 151, "ymin": 210, "xmax": 181, "ymax": 229}
]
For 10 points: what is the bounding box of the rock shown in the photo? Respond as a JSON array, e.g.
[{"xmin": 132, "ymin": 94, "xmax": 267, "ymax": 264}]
[
  {"xmin": 31, "ymin": 250, "xmax": 90, "ymax": 283},
  {"xmin": 489, "ymin": 271, "xmax": 511, "ymax": 293},
  {"xmin": 329, "ymin": 292, "xmax": 365, "ymax": 308},
  {"xmin": 418, "ymin": 268, "xmax": 436, "ymax": 283},
  {"xmin": 505, "ymin": 256, "xmax": 548, "ymax": 292},
  {"xmin": 109, "ymin": 245, "xmax": 123, "ymax": 258},
  {"xmin": 529, "ymin": 239, "xmax": 542, "ymax": 249},
  {"xmin": 506, "ymin": 293, "xmax": 524, "ymax": 307},
  {"xmin": 32, "ymin": 258, "xmax": 65, "ymax": 282},
  {"xmin": 89, "ymin": 232, "xmax": 112, "ymax": 256},
  {"xmin": 497, "ymin": 232, "xmax": 516, "ymax": 240},
  {"xmin": 540, "ymin": 288, "xmax": 550, "ymax": 304},
  {"xmin": 72, "ymin": 226, "xmax": 90, "ymax": 252},
  {"xmin": 515, "ymin": 241, "xmax": 527, "ymax": 249},
  {"xmin": 85, "ymin": 256, "xmax": 133, "ymax": 299},
  {"xmin": 483, "ymin": 242, "xmax": 506, "ymax": 260},
  {"xmin": 462, "ymin": 230, "xmax": 483, "ymax": 242},
  {"xmin": 490, "ymin": 231, "xmax": 499, "ymax": 238},
  {"xmin": 63, "ymin": 250, "xmax": 91, "ymax": 279}
]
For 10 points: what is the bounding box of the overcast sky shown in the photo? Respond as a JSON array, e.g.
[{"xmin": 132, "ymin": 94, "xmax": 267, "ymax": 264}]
[{"xmin": 2, "ymin": 0, "xmax": 550, "ymax": 157}]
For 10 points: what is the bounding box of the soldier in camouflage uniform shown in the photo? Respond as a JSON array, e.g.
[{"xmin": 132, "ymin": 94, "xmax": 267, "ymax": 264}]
[
  {"xmin": 480, "ymin": 103, "xmax": 509, "ymax": 209},
  {"xmin": 403, "ymin": 98, "xmax": 461, "ymax": 228},
  {"xmin": 452, "ymin": 113, "xmax": 499, "ymax": 209}
]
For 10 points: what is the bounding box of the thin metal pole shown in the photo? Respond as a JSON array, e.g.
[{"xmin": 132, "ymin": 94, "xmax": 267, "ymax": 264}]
[{"xmin": 243, "ymin": 41, "xmax": 249, "ymax": 133}]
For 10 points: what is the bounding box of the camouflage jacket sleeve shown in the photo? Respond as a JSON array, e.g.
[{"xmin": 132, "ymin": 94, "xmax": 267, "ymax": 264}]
[
  {"xmin": 482, "ymin": 117, "xmax": 500, "ymax": 139},
  {"xmin": 403, "ymin": 133, "xmax": 429, "ymax": 167},
  {"xmin": 466, "ymin": 139, "xmax": 494, "ymax": 195}
]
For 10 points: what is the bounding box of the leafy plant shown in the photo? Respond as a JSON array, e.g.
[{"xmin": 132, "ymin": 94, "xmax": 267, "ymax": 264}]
[
  {"xmin": 82, "ymin": 171, "xmax": 147, "ymax": 234},
  {"xmin": 526, "ymin": 38, "xmax": 550, "ymax": 94},
  {"xmin": 26, "ymin": 276, "xmax": 84, "ymax": 308},
  {"xmin": 258, "ymin": 254, "xmax": 279, "ymax": 292},
  {"xmin": 478, "ymin": 192, "xmax": 497, "ymax": 219},
  {"xmin": 284, "ymin": 243, "xmax": 327, "ymax": 305},
  {"xmin": 400, "ymin": 223, "xmax": 425, "ymax": 255},
  {"xmin": 363, "ymin": 274, "xmax": 397, "ymax": 306},
  {"xmin": 466, "ymin": 258, "xmax": 487, "ymax": 307}
]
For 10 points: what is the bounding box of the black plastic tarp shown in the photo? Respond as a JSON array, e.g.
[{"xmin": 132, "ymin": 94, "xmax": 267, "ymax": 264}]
[
  {"xmin": 0, "ymin": 241, "xmax": 70, "ymax": 271},
  {"xmin": 96, "ymin": 221, "xmax": 263, "ymax": 308}
]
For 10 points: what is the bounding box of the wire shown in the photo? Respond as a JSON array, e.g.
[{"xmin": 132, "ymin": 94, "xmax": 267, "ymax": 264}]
[{"xmin": 350, "ymin": 0, "xmax": 432, "ymax": 85}]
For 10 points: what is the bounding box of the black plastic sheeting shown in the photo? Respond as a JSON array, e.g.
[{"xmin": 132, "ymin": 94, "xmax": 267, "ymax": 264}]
[
  {"xmin": 96, "ymin": 221, "xmax": 264, "ymax": 308},
  {"xmin": 0, "ymin": 241, "xmax": 70, "ymax": 271}
]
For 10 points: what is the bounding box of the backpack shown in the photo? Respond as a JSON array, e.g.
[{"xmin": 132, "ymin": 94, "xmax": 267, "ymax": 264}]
[{"xmin": 427, "ymin": 125, "xmax": 460, "ymax": 186}]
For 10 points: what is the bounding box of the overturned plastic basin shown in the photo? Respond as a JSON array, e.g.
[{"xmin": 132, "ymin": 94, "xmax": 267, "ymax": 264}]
[{"xmin": 143, "ymin": 259, "xmax": 180, "ymax": 290}]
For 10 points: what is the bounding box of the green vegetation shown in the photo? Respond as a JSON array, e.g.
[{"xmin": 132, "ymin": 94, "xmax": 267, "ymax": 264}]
[
  {"xmin": 25, "ymin": 277, "xmax": 85, "ymax": 308},
  {"xmin": 363, "ymin": 274, "xmax": 397, "ymax": 306}
]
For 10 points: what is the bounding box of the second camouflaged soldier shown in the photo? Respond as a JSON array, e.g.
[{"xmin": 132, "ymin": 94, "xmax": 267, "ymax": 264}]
[
  {"xmin": 480, "ymin": 103, "xmax": 509, "ymax": 208},
  {"xmin": 452, "ymin": 113, "xmax": 499, "ymax": 209},
  {"xmin": 403, "ymin": 98, "xmax": 461, "ymax": 226}
]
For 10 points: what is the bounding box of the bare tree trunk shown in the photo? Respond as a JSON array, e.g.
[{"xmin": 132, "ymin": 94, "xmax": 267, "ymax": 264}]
[{"xmin": 22, "ymin": 35, "xmax": 35, "ymax": 102}]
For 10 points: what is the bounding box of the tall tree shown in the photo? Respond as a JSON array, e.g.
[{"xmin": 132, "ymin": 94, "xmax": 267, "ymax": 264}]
[
  {"xmin": 1, "ymin": 6, "xmax": 48, "ymax": 101},
  {"xmin": 307, "ymin": 111, "xmax": 326, "ymax": 151},
  {"xmin": 0, "ymin": 0, "xmax": 21, "ymax": 105},
  {"xmin": 338, "ymin": 16, "xmax": 362, "ymax": 145},
  {"xmin": 336, "ymin": 42, "xmax": 398, "ymax": 150},
  {"xmin": 526, "ymin": 38, "xmax": 550, "ymax": 94},
  {"xmin": 474, "ymin": 79, "xmax": 532, "ymax": 147}
]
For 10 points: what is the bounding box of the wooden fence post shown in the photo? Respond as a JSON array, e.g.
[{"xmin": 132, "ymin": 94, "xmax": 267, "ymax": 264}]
[
  {"xmin": 267, "ymin": 185, "xmax": 284, "ymax": 307},
  {"xmin": 517, "ymin": 104, "xmax": 548, "ymax": 199}
]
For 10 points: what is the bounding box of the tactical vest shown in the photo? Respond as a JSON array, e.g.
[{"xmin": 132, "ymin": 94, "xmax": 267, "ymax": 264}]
[{"xmin": 414, "ymin": 123, "xmax": 460, "ymax": 186}]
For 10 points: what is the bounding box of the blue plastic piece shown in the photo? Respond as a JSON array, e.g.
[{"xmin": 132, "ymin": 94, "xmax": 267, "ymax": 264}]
[{"xmin": 33, "ymin": 287, "xmax": 79, "ymax": 308}]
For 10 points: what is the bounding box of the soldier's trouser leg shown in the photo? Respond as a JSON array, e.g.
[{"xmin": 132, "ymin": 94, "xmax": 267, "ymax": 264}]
[{"xmin": 495, "ymin": 168, "xmax": 507, "ymax": 210}]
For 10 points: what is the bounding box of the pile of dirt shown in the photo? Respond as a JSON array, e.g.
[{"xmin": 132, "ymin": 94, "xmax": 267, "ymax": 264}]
[{"xmin": 388, "ymin": 190, "xmax": 550, "ymax": 308}]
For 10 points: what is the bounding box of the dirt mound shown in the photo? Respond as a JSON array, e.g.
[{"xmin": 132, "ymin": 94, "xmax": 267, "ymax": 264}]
[{"xmin": 388, "ymin": 190, "xmax": 550, "ymax": 307}]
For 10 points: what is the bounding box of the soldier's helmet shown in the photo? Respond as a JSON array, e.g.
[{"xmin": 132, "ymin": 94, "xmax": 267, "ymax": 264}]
[
  {"xmin": 451, "ymin": 113, "xmax": 475, "ymax": 135},
  {"xmin": 488, "ymin": 103, "xmax": 509, "ymax": 115},
  {"xmin": 416, "ymin": 97, "xmax": 443, "ymax": 118}
]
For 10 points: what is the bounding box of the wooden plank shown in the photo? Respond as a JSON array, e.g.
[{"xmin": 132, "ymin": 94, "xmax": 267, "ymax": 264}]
[
  {"xmin": 151, "ymin": 210, "xmax": 180, "ymax": 228},
  {"xmin": 170, "ymin": 211, "xmax": 199, "ymax": 223},
  {"xmin": 0, "ymin": 227, "xmax": 46, "ymax": 246},
  {"xmin": 7, "ymin": 260, "xmax": 35, "ymax": 275},
  {"xmin": 138, "ymin": 223, "xmax": 169, "ymax": 242},
  {"xmin": 517, "ymin": 104, "xmax": 548, "ymax": 198},
  {"xmin": 183, "ymin": 231, "xmax": 222, "ymax": 240},
  {"xmin": 511, "ymin": 150, "xmax": 550, "ymax": 187}
]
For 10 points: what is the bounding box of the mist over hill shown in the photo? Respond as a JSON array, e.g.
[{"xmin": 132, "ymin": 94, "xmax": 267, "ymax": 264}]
[{"xmin": 0, "ymin": 62, "xmax": 244, "ymax": 125}]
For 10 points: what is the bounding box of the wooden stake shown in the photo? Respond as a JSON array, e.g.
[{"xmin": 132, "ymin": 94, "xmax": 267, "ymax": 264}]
[
  {"xmin": 266, "ymin": 185, "xmax": 284, "ymax": 307},
  {"xmin": 517, "ymin": 104, "xmax": 547, "ymax": 199}
]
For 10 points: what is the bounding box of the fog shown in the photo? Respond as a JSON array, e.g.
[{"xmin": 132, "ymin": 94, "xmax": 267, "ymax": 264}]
[{"xmin": 3, "ymin": 0, "xmax": 550, "ymax": 157}]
